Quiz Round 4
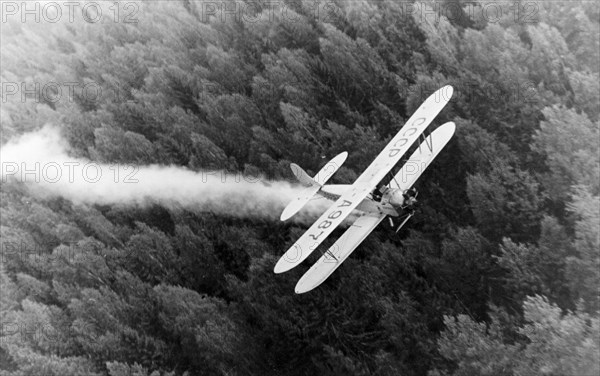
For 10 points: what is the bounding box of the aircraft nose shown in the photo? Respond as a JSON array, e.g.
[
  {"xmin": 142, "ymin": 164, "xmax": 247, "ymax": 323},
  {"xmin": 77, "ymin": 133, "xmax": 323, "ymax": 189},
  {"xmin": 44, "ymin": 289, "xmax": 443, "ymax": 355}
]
[{"xmin": 388, "ymin": 190, "xmax": 404, "ymax": 208}]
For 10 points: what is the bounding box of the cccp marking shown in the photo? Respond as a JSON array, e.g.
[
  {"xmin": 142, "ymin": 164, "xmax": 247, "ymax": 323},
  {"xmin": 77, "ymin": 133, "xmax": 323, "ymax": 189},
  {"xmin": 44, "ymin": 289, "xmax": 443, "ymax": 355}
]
[{"xmin": 388, "ymin": 116, "xmax": 428, "ymax": 157}]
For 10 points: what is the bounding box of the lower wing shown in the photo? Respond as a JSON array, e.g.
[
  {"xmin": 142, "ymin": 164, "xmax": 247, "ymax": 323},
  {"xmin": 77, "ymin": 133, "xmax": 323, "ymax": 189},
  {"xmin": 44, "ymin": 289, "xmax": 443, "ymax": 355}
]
[{"xmin": 294, "ymin": 213, "xmax": 386, "ymax": 293}]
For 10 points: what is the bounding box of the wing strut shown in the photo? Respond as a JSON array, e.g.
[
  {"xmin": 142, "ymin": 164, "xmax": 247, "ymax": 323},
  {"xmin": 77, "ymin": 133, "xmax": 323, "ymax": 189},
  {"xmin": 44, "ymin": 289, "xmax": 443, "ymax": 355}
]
[
  {"xmin": 417, "ymin": 132, "xmax": 434, "ymax": 154},
  {"xmin": 325, "ymin": 249, "xmax": 338, "ymax": 261}
]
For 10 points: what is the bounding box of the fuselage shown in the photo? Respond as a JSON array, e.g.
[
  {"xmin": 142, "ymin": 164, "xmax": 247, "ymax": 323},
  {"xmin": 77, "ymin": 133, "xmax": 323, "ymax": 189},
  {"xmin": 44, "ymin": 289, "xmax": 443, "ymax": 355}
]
[{"xmin": 319, "ymin": 184, "xmax": 405, "ymax": 217}]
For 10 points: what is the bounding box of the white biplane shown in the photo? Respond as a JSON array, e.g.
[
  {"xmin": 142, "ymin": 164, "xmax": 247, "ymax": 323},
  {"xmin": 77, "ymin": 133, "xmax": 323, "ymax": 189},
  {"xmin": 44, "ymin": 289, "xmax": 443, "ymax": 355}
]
[{"xmin": 276, "ymin": 86, "xmax": 455, "ymax": 293}]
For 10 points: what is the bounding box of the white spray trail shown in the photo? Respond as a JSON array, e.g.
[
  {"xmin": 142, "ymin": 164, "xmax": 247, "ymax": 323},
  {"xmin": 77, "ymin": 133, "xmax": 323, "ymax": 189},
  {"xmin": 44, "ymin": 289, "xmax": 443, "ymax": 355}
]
[{"xmin": 0, "ymin": 125, "xmax": 331, "ymax": 223}]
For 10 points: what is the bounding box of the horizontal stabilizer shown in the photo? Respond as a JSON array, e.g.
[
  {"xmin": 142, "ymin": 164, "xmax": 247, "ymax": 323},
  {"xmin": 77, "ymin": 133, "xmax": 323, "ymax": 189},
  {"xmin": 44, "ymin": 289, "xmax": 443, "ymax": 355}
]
[
  {"xmin": 280, "ymin": 152, "xmax": 348, "ymax": 221},
  {"xmin": 313, "ymin": 152, "xmax": 348, "ymax": 185},
  {"xmin": 280, "ymin": 185, "xmax": 321, "ymax": 221}
]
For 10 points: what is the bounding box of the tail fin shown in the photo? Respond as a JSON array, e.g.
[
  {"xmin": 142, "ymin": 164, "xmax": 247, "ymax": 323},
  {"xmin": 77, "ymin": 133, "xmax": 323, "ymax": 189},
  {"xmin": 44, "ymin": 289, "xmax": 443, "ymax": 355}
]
[
  {"xmin": 280, "ymin": 152, "xmax": 348, "ymax": 221},
  {"xmin": 290, "ymin": 163, "xmax": 321, "ymax": 188}
]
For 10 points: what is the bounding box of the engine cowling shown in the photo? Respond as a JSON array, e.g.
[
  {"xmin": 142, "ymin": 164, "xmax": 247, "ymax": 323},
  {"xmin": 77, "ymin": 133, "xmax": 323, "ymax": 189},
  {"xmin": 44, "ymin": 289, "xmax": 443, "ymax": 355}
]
[{"xmin": 387, "ymin": 188, "xmax": 405, "ymax": 209}]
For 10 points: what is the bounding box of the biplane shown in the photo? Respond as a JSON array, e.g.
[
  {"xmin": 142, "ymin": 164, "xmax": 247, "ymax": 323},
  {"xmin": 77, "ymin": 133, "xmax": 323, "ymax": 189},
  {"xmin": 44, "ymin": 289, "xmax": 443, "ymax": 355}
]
[{"xmin": 276, "ymin": 86, "xmax": 455, "ymax": 293}]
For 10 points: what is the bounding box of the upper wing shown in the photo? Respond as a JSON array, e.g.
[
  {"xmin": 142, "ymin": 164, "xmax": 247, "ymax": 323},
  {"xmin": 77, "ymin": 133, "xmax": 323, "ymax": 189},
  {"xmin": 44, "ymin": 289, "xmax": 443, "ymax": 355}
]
[
  {"xmin": 294, "ymin": 213, "xmax": 386, "ymax": 293},
  {"xmin": 352, "ymin": 85, "xmax": 454, "ymax": 187},
  {"xmin": 274, "ymin": 86, "xmax": 454, "ymax": 274}
]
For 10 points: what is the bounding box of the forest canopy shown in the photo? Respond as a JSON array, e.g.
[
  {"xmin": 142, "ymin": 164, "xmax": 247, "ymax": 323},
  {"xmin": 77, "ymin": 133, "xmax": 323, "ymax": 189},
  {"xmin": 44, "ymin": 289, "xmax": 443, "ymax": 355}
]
[{"xmin": 1, "ymin": 1, "xmax": 599, "ymax": 375}]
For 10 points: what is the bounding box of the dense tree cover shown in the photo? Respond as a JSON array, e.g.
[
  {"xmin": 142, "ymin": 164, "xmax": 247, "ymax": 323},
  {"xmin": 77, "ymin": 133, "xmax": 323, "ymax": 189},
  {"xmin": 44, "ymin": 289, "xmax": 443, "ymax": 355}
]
[{"xmin": 1, "ymin": 0, "xmax": 598, "ymax": 375}]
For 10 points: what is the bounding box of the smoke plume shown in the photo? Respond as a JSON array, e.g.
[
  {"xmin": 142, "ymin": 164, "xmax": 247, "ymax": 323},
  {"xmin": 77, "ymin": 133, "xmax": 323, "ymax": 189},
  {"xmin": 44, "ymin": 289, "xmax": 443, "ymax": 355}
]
[{"xmin": 0, "ymin": 126, "xmax": 331, "ymax": 223}]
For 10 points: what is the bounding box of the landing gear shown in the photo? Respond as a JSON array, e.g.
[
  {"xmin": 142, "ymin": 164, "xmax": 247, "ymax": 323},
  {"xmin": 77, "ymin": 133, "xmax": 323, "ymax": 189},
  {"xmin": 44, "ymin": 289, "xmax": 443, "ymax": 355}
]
[{"xmin": 388, "ymin": 212, "xmax": 414, "ymax": 233}]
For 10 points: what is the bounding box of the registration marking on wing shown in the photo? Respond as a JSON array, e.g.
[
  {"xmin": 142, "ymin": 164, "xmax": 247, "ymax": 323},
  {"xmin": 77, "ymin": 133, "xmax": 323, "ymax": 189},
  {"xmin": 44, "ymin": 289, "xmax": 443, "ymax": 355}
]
[{"xmin": 274, "ymin": 183, "xmax": 372, "ymax": 273}]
